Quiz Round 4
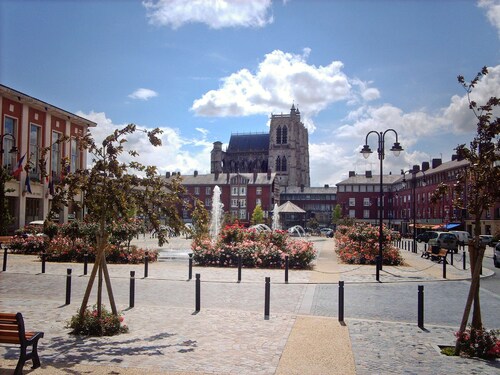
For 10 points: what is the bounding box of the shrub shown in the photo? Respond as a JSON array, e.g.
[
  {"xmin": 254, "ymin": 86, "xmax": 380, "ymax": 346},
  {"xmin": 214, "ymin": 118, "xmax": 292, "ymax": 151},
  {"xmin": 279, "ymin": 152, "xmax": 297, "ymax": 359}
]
[
  {"xmin": 9, "ymin": 235, "xmax": 48, "ymax": 254},
  {"xmin": 334, "ymin": 223, "xmax": 403, "ymax": 265},
  {"xmin": 455, "ymin": 326, "xmax": 500, "ymax": 360},
  {"xmin": 67, "ymin": 305, "xmax": 128, "ymax": 336}
]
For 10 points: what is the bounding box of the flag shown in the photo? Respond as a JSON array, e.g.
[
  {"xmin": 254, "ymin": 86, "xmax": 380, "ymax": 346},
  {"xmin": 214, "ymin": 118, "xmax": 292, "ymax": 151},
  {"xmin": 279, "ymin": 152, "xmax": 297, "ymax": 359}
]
[
  {"xmin": 12, "ymin": 153, "xmax": 26, "ymax": 178},
  {"xmin": 25, "ymin": 174, "xmax": 32, "ymax": 194}
]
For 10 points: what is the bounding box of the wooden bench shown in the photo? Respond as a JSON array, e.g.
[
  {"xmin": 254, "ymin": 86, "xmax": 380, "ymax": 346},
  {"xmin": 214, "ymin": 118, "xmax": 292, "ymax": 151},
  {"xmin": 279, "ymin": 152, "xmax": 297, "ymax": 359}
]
[
  {"xmin": 0, "ymin": 236, "xmax": 13, "ymax": 249},
  {"xmin": 421, "ymin": 247, "xmax": 448, "ymax": 263},
  {"xmin": 0, "ymin": 312, "xmax": 44, "ymax": 374}
]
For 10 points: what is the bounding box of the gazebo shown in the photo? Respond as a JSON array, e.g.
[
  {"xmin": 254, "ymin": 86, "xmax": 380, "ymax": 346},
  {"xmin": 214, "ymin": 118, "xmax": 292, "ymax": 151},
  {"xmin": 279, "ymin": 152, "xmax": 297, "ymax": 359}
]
[{"xmin": 276, "ymin": 201, "xmax": 306, "ymax": 229}]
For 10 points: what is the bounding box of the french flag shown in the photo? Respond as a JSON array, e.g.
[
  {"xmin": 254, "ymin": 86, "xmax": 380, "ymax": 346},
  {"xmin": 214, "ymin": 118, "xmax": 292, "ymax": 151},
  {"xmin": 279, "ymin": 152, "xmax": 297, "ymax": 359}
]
[{"xmin": 12, "ymin": 153, "xmax": 26, "ymax": 178}]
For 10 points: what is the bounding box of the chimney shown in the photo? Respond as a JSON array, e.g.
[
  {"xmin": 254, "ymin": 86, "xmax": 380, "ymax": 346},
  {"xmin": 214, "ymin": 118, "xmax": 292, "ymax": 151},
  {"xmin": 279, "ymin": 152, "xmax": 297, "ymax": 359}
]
[
  {"xmin": 365, "ymin": 171, "xmax": 372, "ymax": 178},
  {"xmin": 267, "ymin": 169, "xmax": 271, "ymax": 180},
  {"xmin": 422, "ymin": 161, "xmax": 430, "ymax": 172},
  {"xmin": 451, "ymin": 154, "xmax": 458, "ymax": 161},
  {"xmin": 194, "ymin": 170, "xmax": 198, "ymax": 177},
  {"xmin": 412, "ymin": 165, "xmax": 420, "ymax": 173},
  {"xmin": 227, "ymin": 172, "xmax": 230, "ymax": 183},
  {"xmin": 348, "ymin": 171, "xmax": 355, "ymax": 177},
  {"xmin": 165, "ymin": 171, "xmax": 171, "ymax": 178},
  {"xmin": 431, "ymin": 158, "xmax": 442, "ymax": 169},
  {"xmin": 253, "ymin": 171, "xmax": 257, "ymax": 182},
  {"xmin": 177, "ymin": 171, "xmax": 181, "ymax": 176},
  {"xmin": 300, "ymin": 184, "xmax": 304, "ymax": 192},
  {"xmin": 215, "ymin": 171, "xmax": 219, "ymax": 180},
  {"xmin": 324, "ymin": 184, "xmax": 329, "ymax": 188}
]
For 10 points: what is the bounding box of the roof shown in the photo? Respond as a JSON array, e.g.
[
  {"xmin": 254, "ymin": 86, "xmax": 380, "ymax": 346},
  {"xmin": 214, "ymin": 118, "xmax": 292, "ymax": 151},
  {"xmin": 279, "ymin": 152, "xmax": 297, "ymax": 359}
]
[
  {"xmin": 165, "ymin": 172, "xmax": 276, "ymax": 185},
  {"xmin": 276, "ymin": 201, "xmax": 306, "ymax": 213},
  {"xmin": 227, "ymin": 133, "xmax": 269, "ymax": 152},
  {"xmin": 337, "ymin": 174, "xmax": 402, "ymax": 185},
  {"xmin": 281, "ymin": 186, "xmax": 337, "ymax": 194}
]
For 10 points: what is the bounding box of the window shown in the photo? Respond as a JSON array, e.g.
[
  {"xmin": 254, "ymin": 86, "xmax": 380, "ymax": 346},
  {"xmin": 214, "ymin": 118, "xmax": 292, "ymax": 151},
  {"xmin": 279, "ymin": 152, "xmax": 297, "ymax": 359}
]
[
  {"xmin": 51, "ymin": 131, "xmax": 62, "ymax": 179},
  {"xmin": 256, "ymin": 198, "xmax": 261, "ymax": 206},
  {"xmin": 256, "ymin": 187, "xmax": 262, "ymax": 195},
  {"xmin": 367, "ymin": 185, "xmax": 373, "ymax": 192},
  {"xmin": 282, "ymin": 126, "xmax": 288, "ymax": 144},
  {"xmin": 349, "ymin": 209, "xmax": 356, "ymax": 218},
  {"xmin": 360, "ymin": 185, "xmax": 366, "ymax": 192},
  {"xmin": 194, "ymin": 186, "xmax": 200, "ymax": 195},
  {"xmin": 239, "ymin": 210, "xmax": 246, "ymax": 220},
  {"xmin": 363, "ymin": 209, "xmax": 370, "ymax": 219},
  {"xmin": 363, "ymin": 198, "xmax": 370, "ymax": 207},
  {"xmin": 276, "ymin": 156, "xmax": 281, "ymax": 171},
  {"xmin": 239, "ymin": 186, "xmax": 246, "ymax": 195},
  {"xmin": 276, "ymin": 126, "xmax": 282, "ymax": 144},
  {"xmin": 281, "ymin": 156, "xmax": 287, "ymax": 172},
  {"xmin": 239, "ymin": 199, "xmax": 246, "ymax": 208},
  {"xmin": 232, "ymin": 187, "xmax": 238, "ymax": 196},
  {"xmin": 349, "ymin": 198, "xmax": 355, "ymax": 207},
  {"xmin": 205, "ymin": 187, "xmax": 211, "ymax": 195},
  {"xmin": 29, "ymin": 124, "xmax": 42, "ymax": 180},
  {"xmin": 2, "ymin": 116, "xmax": 17, "ymax": 170},
  {"xmin": 205, "ymin": 198, "xmax": 211, "ymax": 207},
  {"xmin": 231, "ymin": 199, "xmax": 238, "ymax": 208},
  {"xmin": 70, "ymin": 138, "xmax": 80, "ymax": 172}
]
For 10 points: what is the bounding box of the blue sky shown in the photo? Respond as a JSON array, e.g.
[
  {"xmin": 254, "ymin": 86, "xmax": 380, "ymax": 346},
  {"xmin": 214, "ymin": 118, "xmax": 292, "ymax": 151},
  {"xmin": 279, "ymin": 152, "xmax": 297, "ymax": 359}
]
[{"xmin": 1, "ymin": 0, "xmax": 499, "ymax": 186}]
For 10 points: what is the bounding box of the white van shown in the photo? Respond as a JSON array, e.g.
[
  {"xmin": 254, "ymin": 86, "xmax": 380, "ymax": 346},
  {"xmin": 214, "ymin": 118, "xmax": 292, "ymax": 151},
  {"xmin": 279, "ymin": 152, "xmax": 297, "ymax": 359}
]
[{"xmin": 450, "ymin": 231, "xmax": 471, "ymax": 246}]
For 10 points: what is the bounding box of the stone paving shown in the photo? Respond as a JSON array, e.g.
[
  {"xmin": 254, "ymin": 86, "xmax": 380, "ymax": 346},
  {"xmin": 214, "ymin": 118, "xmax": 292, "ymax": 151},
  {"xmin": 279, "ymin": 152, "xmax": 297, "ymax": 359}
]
[{"xmin": 0, "ymin": 236, "xmax": 498, "ymax": 374}]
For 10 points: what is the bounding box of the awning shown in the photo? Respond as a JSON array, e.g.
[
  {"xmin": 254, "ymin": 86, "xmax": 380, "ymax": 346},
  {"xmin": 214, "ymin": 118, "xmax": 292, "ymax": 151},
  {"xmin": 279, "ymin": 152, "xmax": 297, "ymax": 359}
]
[{"xmin": 445, "ymin": 223, "xmax": 461, "ymax": 230}]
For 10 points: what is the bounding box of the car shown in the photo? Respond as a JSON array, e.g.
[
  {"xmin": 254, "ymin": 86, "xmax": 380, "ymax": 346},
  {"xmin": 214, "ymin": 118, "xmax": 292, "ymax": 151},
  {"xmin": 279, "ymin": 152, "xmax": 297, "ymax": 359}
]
[
  {"xmin": 320, "ymin": 228, "xmax": 334, "ymax": 237},
  {"xmin": 428, "ymin": 232, "xmax": 459, "ymax": 253},
  {"xmin": 449, "ymin": 230, "xmax": 472, "ymax": 246},
  {"xmin": 416, "ymin": 231, "xmax": 439, "ymax": 243},
  {"xmin": 493, "ymin": 243, "xmax": 500, "ymax": 268},
  {"xmin": 479, "ymin": 235, "xmax": 494, "ymax": 246}
]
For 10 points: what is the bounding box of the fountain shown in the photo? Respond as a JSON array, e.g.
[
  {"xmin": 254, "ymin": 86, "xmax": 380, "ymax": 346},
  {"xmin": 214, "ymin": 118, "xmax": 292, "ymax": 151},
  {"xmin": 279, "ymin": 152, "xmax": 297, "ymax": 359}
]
[
  {"xmin": 209, "ymin": 185, "xmax": 224, "ymax": 241},
  {"xmin": 272, "ymin": 203, "xmax": 280, "ymax": 231}
]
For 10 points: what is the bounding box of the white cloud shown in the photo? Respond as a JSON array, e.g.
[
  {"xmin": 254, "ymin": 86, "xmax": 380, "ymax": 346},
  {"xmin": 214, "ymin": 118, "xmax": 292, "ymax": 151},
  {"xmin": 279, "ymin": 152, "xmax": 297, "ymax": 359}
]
[
  {"xmin": 76, "ymin": 111, "xmax": 211, "ymax": 175},
  {"xmin": 191, "ymin": 49, "xmax": 381, "ymax": 132},
  {"xmin": 479, "ymin": 0, "xmax": 500, "ymax": 38},
  {"xmin": 128, "ymin": 88, "xmax": 158, "ymax": 101},
  {"xmin": 143, "ymin": 0, "xmax": 273, "ymax": 29}
]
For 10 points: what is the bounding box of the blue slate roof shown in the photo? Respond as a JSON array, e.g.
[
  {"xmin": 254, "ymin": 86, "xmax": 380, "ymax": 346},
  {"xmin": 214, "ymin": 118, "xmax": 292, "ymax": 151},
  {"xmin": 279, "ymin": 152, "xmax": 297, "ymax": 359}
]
[{"xmin": 227, "ymin": 133, "xmax": 269, "ymax": 152}]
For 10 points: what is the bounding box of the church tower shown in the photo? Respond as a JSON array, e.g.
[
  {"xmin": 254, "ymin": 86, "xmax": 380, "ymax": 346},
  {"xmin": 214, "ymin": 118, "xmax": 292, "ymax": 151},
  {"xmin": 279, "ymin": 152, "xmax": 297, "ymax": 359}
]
[{"xmin": 268, "ymin": 104, "xmax": 310, "ymax": 189}]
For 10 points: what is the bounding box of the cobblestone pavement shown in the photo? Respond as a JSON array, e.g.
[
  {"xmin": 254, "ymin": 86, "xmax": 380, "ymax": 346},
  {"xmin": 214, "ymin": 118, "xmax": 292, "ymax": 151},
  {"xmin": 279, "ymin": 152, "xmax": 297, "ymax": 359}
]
[{"xmin": 0, "ymin": 236, "xmax": 498, "ymax": 374}]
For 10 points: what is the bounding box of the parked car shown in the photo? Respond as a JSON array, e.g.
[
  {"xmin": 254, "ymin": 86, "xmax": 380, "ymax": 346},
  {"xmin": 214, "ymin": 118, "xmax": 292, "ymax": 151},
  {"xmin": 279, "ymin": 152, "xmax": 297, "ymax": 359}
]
[
  {"xmin": 450, "ymin": 230, "xmax": 472, "ymax": 246},
  {"xmin": 320, "ymin": 228, "xmax": 334, "ymax": 237},
  {"xmin": 416, "ymin": 231, "xmax": 439, "ymax": 243},
  {"xmin": 494, "ymin": 243, "xmax": 500, "ymax": 268},
  {"xmin": 428, "ymin": 232, "xmax": 459, "ymax": 253},
  {"xmin": 479, "ymin": 235, "xmax": 494, "ymax": 246}
]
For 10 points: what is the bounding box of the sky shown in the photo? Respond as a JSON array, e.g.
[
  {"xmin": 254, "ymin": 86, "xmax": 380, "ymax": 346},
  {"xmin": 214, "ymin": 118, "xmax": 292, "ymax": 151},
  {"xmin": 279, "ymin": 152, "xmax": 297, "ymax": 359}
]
[{"xmin": 1, "ymin": 0, "xmax": 499, "ymax": 186}]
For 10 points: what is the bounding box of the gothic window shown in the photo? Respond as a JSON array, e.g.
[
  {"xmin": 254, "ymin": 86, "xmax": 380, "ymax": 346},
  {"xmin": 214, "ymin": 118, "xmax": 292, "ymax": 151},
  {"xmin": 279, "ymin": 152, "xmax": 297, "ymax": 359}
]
[
  {"xmin": 282, "ymin": 126, "xmax": 288, "ymax": 144},
  {"xmin": 282, "ymin": 156, "xmax": 287, "ymax": 171},
  {"xmin": 275, "ymin": 156, "xmax": 281, "ymax": 171},
  {"xmin": 276, "ymin": 126, "xmax": 282, "ymax": 144}
]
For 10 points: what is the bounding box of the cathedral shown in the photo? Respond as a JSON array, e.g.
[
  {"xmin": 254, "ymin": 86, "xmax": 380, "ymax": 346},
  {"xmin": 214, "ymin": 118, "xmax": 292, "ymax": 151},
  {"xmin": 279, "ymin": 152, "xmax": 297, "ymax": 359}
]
[{"xmin": 210, "ymin": 104, "xmax": 310, "ymax": 189}]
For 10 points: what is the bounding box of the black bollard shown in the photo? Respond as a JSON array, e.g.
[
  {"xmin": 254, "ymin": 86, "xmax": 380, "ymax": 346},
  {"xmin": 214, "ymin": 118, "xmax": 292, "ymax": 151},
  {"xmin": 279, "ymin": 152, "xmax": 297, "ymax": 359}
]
[
  {"xmin": 144, "ymin": 251, "xmax": 149, "ymax": 278},
  {"xmin": 41, "ymin": 250, "xmax": 46, "ymax": 274},
  {"xmin": 442, "ymin": 257, "xmax": 447, "ymax": 279},
  {"xmin": 188, "ymin": 253, "xmax": 193, "ymax": 280},
  {"xmin": 129, "ymin": 271, "xmax": 135, "ymax": 308},
  {"xmin": 375, "ymin": 255, "xmax": 380, "ymax": 282},
  {"xmin": 195, "ymin": 273, "xmax": 201, "ymax": 312},
  {"xmin": 418, "ymin": 285, "xmax": 424, "ymax": 329},
  {"xmin": 463, "ymin": 250, "xmax": 466, "ymax": 270},
  {"xmin": 83, "ymin": 253, "xmax": 88, "ymax": 275},
  {"xmin": 284, "ymin": 255, "xmax": 289, "ymax": 284},
  {"xmin": 65, "ymin": 269, "xmax": 72, "ymax": 305},
  {"xmin": 264, "ymin": 277, "xmax": 270, "ymax": 319},
  {"xmin": 404, "ymin": 241, "xmax": 406, "ymax": 251},
  {"xmin": 338, "ymin": 281, "xmax": 344, "ymax": 323},
  {"xmin": 450, "ymin": 250, "xmax": 454, "ymax": 266},
  {"xmin": 237, "ymin": 255, "xmax": 242, "ymax": 283},
  {"xmin": 2, "ymin": 247, "xmax": 7, "ymax": 272}
]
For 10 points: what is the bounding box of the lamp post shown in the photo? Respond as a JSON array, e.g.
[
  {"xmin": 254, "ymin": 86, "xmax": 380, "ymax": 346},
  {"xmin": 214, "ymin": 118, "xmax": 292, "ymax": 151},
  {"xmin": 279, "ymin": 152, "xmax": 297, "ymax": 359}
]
[{"xmin": 361, "ymin": 130, "xmax": 403, "ymax": 270}]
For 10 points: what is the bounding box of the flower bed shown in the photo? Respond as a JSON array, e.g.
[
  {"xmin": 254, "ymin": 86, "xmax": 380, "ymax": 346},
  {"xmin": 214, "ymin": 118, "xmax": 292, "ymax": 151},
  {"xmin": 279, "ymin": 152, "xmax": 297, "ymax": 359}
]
[
  {"xmin": 191, "ymin": 223, "xmax": 316, "ymax": 269},
  {"xmin": 453, "ymin": 326, "xmax": 500, "ymax": 359},
  {"xmin": 334, "ymin": 224, "xmax": 403, "ymax": 265}
]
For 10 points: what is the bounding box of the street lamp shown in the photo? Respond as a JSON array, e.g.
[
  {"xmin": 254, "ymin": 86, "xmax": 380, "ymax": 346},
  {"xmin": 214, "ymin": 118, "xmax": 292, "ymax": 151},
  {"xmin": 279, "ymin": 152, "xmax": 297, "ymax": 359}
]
[
  {"xmin": 361, "ymin": 129, "xmax": 403, "ymax": 270},
  {"xmin": 0, "ymin": 133, "xmax": 19, "ymax": 164}
]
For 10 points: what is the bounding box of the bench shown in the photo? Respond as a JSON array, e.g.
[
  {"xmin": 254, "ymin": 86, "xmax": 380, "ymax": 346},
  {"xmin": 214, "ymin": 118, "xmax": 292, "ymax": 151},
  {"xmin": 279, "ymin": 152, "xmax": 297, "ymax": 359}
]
[
  {"xmin": 0, "ymin": 236, "xmax": 13, "ymax": 249},
  {"xmin": 0, "ymin": 312, "xmax": 44, "ymax": 374},
  {"xmin": 421, "ymin": 247, "xmax": 448, "ymax": 263}
]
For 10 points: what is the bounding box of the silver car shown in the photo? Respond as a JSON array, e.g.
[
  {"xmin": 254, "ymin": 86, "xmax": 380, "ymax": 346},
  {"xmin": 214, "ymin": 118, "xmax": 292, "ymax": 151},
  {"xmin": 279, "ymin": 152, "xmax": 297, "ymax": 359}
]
[{"xmin": 494, "ymin": 243, "xmax": 500, "ymax": 268}]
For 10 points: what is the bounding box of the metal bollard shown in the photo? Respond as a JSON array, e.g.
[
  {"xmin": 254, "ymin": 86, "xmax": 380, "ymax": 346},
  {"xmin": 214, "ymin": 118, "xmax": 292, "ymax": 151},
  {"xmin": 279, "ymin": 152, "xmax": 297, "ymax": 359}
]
[
  {"xmin": 404, "ymin": 241, "xmax": 406, "ymax": 251},
  {"xmin": 463, "ymin": 250, "xmax": 466, "ymax": 270},
  {"xmin": 442, "ymin": 257, "xmax": 446, "ymax": 279},
  {"xmin": 418, "ymin": 285, "xmax": 424, "ymax": 329},
  {"xmin": 450, "ymin": 250, "xmax": 454, "ymax": 266},
  {"xmin": 2, "ymin": 247, "xmax": 7, "ymax": 272},
  {"xmin": 83, "ymin": 253, "xmax": 88, "ymax": 275},
  {"xmin": 65, "ymin": 269, "xmax": 72, "ymax": 305},
  {"xmin": 237, "ymin": 255, "xmax": 242, "ymax": 283},
  {"xmin": 41, "ymin": 250, "xmax": 46, "ymax": 274},
  {"xmin": 188, "ymin": 253, "xmax": 193, "ymax": 280},
  {"xmin": 375, "ymin": 255, "xmax": 380, "ymax": 282},
  {"xmin": 284, "ymin": 255, "xmax": 289, "ymax": 284},
  {"xmin": 264, "ymin": 277, "xmax": 270, "ymax": 319},
  {"xmin": 338, "ymin": 281, "xmax": 344, "ymax": 323},
  {"xmin": 195, "ymin": 273, "xmax": 201, "ymax": 312},
  {"xmin": 129, "ymin": 271, "xmax": 135, "ymax": 308},
  {"xmin": 144, "ymin": 251, "xmax": 149, "ymax": 278}
]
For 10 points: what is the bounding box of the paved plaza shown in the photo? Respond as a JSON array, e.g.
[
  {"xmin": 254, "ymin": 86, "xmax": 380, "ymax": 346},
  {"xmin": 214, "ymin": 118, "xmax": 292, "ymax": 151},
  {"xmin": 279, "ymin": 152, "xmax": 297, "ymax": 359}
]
[{"xmin": 0, "ymin": 237, "xmax": 499, "ymax": 374}]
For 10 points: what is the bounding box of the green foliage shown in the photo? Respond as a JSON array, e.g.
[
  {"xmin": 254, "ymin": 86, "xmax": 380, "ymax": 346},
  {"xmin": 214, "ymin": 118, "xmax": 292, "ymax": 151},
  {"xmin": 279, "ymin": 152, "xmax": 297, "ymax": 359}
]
[
  {"xmin": 306, "ymin": 217, "xmax": 319, "ymax": 230},
  {"xmin": 0, "ymin": 166, "xmax": 14, "ymax": 235},
  {"xmin": 251, "ymin": 205, "xmax": 265, "ymax": 225},
  {"xmin": 191, "ymin": 199, "xmax": 209, "ymax": 239},
  {"xmin": 455, "ymin": 326, "xmax": 500, "ymax": 359},
  {"xmin": 67, "ymin": 305, "xmax": 128, "ymax": 336},
  {"xmin": 332, "ymin": 204, "xmax": 343, "ymax": 225}
]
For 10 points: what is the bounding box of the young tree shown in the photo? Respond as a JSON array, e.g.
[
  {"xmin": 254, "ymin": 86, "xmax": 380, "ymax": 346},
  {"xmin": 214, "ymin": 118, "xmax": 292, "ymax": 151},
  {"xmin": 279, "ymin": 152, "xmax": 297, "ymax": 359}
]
[
  {"xmin": 191, "ymin": 198, "xmax": 210, "ymax": 238},
  {"xmin": 251, "ymin": 204, "xmax": 265, "ymax": 225},
  {"xmin": 331, "ymin": 204, "xmax": 343, "ymax": 227},
  {"xmin": 432, "ymin": 67, "xmax": 499, "ymax": 353},
  {"xmin": 0, "ymin": 167, "xmax": 13, "ymax": 235},
  {"xmin": 45, "ymin": 124, "xmax": 186, "ymax": 319}
]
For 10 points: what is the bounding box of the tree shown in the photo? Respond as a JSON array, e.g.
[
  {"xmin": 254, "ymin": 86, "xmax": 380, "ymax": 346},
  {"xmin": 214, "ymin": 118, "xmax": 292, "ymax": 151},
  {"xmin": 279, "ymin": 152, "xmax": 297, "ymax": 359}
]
[
  {"xmin": 191, "ymin": 198, "xmax": 209, "ymax": 238},
  {"xmin": 331, "ymin": 204, "xmax": 343, "ymax": 226},
  {"xmin": 432, "ymin": 67, "xmax": 499, "ymax": 354},
  {"xmin": 0, "ymin": 167, "xmax": 13, "ymax": 235},
  {"xmin": 45, "ymin": 124, "xmax": 187, "ymax": 320},
  {"xmin": 251, "ymin": 204, "xmax": 265, "ymax": 225}
]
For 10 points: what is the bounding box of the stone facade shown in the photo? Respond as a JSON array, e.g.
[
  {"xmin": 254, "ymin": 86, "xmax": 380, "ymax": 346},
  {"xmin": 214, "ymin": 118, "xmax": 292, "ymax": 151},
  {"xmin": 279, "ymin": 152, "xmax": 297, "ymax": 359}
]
[{"xmin": 210, "ymin": 104, "xmax": 310, "ymax": 190}]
